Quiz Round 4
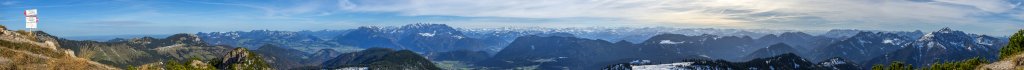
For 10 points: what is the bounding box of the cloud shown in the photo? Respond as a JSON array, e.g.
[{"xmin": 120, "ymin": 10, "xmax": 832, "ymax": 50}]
[
  {"xmin": 181, "ymin": 0, "xmax": 338, "ymax": 17},
  {"xmin": 103, "ymin": 0, "xmax": 1020, "ymax": 35},
  {"xmin": 81, "ymin": 21, "xmax": 152, "ymax": 26},
  {"xmin": 2, "ymin": 1, "xmax": 17, "ymax": 6},
  {"xmin": 179, "ymin": 0, "xmax": 278, "ymax": 16},
  {"xmin": 0, "ymin": 0, "xmax": 119, "ymax": 8},
  {"xmin": 330, "ymin": 0, "xmax": 1020, "ymax": 28},
  {"xmin": 933, "ymin": 0, "xmax": 1015, "ymax": 12}
]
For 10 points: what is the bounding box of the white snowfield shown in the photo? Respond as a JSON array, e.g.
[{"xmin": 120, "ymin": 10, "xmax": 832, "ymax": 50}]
[
  {"xmin": 659, "ymin": 40, "xmax": 687, "ymax": 44},
  {"xmin": 631, "ymin": 62, "xmax": 694, "ymax": 70},
  {"xmin": 418, "ymin": 32, "xmax": 435, "ymax": 37}
]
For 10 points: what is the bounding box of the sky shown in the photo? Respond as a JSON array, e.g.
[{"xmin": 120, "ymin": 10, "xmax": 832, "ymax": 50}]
[{"xmin": 0, "ymin": 0, "xmax": 1022, "ymax": 37}]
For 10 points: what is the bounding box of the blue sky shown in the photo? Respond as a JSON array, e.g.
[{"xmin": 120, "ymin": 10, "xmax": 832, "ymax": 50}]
[{"xmin": 0, "ymin": 0, "xmax": 1022, "ymax": 36}]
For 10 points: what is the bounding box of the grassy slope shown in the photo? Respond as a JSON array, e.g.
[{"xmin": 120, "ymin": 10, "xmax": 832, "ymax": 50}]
[{"xmin": 0, "ymin": 27, "xmax": 119, "ymax": 70}]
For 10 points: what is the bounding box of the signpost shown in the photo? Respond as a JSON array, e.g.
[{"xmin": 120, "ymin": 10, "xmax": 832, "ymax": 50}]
[{"xmin": 25, "ymin": 9, "xmax": 37, "ymax": 29}]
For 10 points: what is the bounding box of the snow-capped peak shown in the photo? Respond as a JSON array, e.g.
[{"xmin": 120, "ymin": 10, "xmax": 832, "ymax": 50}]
[
  {"xmin": 937, "ymin": 27, "xmax": 953, "ymax": 33},
  {"xmin": 920, "ymin": 33, "xmax": 935, "ymax": 41}
]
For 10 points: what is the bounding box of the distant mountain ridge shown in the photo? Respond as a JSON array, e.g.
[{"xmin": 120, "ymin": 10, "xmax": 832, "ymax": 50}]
[
  {"xmin": 478, "ymin": 27, "xmax": 1006, "ymax": 69},
  {"xmin": 815, "ymin": 32, "xmax": 916, "ymax": 63},
  {"xmin": 606, "ymin": 53, "xmax": 860, "ymax": 70},
  {"xmin": 46, "ymin": 32, "xmax": 235, "ymax": 68},
  {"xmin": 478, "ymin": 32, "xmax": 851, "ymax": 69},
  {"xmin": 756, "ymin": 32, "xmax": 840, "ymax": 53},
  {"xmin": 744, "ymin": 43, "xmax": 804, "ymax": 60},
  {"xmin": 197, "ymin": 30, "xmax": 358, "ymax": 53},
  {"xmin": 318, "ymin": 48, "xmax": 441, "ymax": 70},
  {"xmin": 461, "ymin": 27, "xmax": 794, "ymax": 44},
  {"xmin": 864, "ymin": 27, "xmax": 1006, "ymax": 68},
  {"xmin": 480, "ymin": 34, "xmax": 770, "ymax": 70},
  {"xmin": 333, "ymin": 23, "xmax": 495, "ymax": 52}
]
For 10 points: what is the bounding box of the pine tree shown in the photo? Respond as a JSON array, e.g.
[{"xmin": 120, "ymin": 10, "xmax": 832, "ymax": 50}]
[
  {"xmin": 922, "ymin": 57, "xmax": 986, "ymax": 70},
  {"xmin": 887, "ymin": 61, "xmax": 913, "ymax": 70},
  {"xmin": 872, "ymin": 64, "xmax": 885, "ymax": 70},
  {"xmin": 999, "ymin": 29, "xmax": 1024, "ymax": 60},
  {"xmin": 871, "ymin": 61, "xmax": 914, "ymax": 70}
]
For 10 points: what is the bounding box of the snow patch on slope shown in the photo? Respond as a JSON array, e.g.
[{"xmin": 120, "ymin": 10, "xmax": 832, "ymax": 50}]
[
  {"xmin": 821, "ymin": 59, "xmax": 847, "ymax": 67},
  {"xmin": 659, "ymin": 40, "xmax": 686, "ymax": 44},
  {"xmin": 632, "ymin": 62, "xmax": 694, "ymax": 70},
  {"xmin": 418, "ymin": 33, "xmax": 435, "ymax": 37}
]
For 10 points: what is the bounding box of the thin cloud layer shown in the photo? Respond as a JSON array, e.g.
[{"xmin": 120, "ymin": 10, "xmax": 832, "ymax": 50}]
[
  {"xmin": 335, "ymin": 0, "xmax": 1019, "ymax": 26},
  {"xmin": 0, "ymin": 0, "xmax": 1021, "ymax": 36}
]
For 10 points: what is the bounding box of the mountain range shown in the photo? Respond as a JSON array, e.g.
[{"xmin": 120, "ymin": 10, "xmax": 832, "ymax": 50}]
[
  {"xmin": 1, "ymin": 23, "xmax": 1013, "ymax": 70},
  {"xmin": 333, "ymin": 24, "xmax": 498, "ymax": 53},
  {"xmin": 606, "ymin": 53, "xmax": 861, "ymax": 70},
  {"xmin": 863, "ymin": 28, "xmax": 1006, "ymax": 68}
]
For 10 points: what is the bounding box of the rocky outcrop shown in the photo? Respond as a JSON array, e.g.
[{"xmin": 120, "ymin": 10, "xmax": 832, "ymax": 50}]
[{"xmin": 212, "ymin": 48, "xmax": 271, "ymax": 70}]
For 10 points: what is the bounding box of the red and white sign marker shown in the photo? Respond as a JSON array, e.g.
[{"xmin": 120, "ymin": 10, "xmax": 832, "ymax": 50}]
[{"xmin": 25, "ymin": 9, "xmax": 37, "ymax": 28}]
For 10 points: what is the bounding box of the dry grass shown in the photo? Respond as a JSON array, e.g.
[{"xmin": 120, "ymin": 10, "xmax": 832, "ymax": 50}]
[
  {"xmin": 0, "ymin": 38, "xmax": 118, "ymax": 70},
  {"xmin": 0, "ymin": 26, "xmax": 118, "ymax": 70},
  {"xmin": 0, "ymin": 48, "xmax": 48, "ymax": 70},
  {"xmin": 48, "ymin": 57, "xmax": 111, "ymax": 70},
  {"xmin": 78, "ymin": 48, "xmax": 96, "ymax": 60},
  {"xmin": 13, "ymin": 30, "xmax": 35, "ymax": 42},
  {"xmin": 0, "ymin": 39, "xmax": 62, "ymax": 58},
  {"xmin": 0, "ymin": 47, "xmax": 118, "ymax": 70}
]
